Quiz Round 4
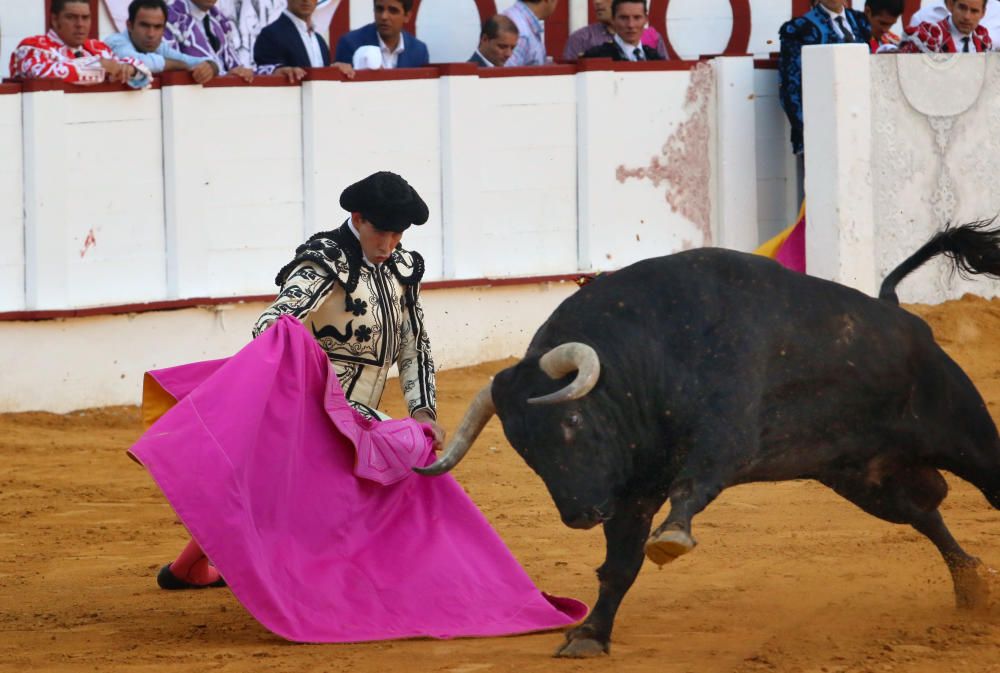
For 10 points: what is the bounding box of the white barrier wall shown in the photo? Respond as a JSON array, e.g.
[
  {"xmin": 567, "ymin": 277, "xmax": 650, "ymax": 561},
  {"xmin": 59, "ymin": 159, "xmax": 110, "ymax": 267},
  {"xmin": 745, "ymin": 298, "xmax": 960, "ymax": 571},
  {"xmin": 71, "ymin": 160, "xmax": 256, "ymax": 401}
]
[
  {"xmin": 163, "ymin": 79, "xmax": 304, "ymax": 298},
  {"xmin": 753, "ymin": 65, "xmax": 799, "ymax": 244},
  {"xmin": 0, "ymin": 86, "xmax": 21, "ymax": 311},
  {"xmin": 21, "ymin": 84, "xmax": 167, "ymax": 310},
  {"xmin": 2, "ymin": 62, "xmax": 776, "ymax": 313},
  {"xmin": 803, "ymin": 47, "xmax": 1000, "ymax": 304},
  {"xmin": 304, "ymin": 72, "xmax": 445, "ymax": 277},
  {"xmin": 0, "ymin": 280, "xmax": 578, "ymax": 413}
]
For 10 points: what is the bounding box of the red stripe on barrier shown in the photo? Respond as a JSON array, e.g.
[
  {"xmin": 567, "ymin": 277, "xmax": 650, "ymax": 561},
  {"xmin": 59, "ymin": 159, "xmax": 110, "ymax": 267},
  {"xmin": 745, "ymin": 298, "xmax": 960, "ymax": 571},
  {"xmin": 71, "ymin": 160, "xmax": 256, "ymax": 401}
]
[
  {"xmin": 576, "ymin": 58, "xmax": 705, "ymax": 73},
  {"xmin": 478, "ymin": 64, "xmax": 575, "ymax": 77}
]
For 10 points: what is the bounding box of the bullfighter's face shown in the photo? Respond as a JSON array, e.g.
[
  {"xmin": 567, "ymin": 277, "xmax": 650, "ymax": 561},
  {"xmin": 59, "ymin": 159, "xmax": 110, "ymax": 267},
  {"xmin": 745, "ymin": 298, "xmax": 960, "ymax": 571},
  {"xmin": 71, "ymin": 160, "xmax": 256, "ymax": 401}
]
[
  {"xmin": 353, "ymin": 215, "xmax": 403, "ymax": 266},
  {"xmin": 947, "ymin": 0, "xmax": 986, "ymax": 35},
  {"xmin": 492, "ymin": 364, "xmax": 623, "ymax": 530},
  {"xmin": 864, "ymin": 8, "xmax": 899, "ymax": 41},
  {"xmin": 52, "ymin": 1, "xmax": 92, "ymax": 49}
]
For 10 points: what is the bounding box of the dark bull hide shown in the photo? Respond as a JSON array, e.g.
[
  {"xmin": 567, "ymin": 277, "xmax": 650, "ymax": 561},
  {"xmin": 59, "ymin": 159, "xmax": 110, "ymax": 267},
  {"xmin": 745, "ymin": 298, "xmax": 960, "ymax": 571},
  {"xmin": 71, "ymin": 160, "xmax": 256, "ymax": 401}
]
[{"xmin": 417, "ymin": 222, "xmax": 1000, "ymax": 658}]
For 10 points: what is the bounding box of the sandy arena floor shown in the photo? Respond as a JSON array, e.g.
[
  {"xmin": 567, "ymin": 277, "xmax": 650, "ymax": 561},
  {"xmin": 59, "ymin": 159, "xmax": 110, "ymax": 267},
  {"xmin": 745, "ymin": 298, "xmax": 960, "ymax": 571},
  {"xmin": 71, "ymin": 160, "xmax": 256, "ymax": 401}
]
[{"xmin": 4, "ymin": 296, "xmax": 1000, "ymax": 673}]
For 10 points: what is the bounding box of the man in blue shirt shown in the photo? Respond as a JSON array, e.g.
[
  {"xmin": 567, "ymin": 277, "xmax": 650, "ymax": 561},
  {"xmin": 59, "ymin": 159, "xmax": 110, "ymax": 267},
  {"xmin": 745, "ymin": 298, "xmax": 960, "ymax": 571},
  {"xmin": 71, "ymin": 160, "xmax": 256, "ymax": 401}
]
[
  {"xmin": 333, "ymin": 0, "xmax": 429, "ymax": 69},
  {"xmin": 105, "ymin": 0, "xmax": 218, "ymax": 83}
]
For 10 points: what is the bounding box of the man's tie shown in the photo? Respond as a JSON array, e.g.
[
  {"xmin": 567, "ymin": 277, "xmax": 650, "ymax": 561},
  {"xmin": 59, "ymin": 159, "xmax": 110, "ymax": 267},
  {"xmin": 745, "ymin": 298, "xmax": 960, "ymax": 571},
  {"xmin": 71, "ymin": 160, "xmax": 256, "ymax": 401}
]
[
  {"xmin": 632, "ymin": 47, "xmax": 644, "ymax": 61},
  {"xmin": 203, "ymin": 14, "xmax": 220, "ymax": 53},
  {"xmin": 962, "ymin": 36, "xmax": 971, "ymax": 52},
  {"xmin": 835, "ymin": 16, "xmax": 855, "ymax": 43}
]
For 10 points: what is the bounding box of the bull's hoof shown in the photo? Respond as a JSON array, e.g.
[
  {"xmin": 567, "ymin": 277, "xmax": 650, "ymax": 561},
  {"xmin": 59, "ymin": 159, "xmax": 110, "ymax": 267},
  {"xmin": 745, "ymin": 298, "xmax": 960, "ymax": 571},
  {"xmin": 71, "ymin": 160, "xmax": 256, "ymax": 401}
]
[
  {"xmin": 952, "ymin": 562, "xmax": 997, "ymax": 611},
  {"xmin": 554, "ymin": 637, "xmax": 608, "ymax": 658},
  {"xmin": 644, "ymin": 529, "xmax": 696, "ymax": 566}
]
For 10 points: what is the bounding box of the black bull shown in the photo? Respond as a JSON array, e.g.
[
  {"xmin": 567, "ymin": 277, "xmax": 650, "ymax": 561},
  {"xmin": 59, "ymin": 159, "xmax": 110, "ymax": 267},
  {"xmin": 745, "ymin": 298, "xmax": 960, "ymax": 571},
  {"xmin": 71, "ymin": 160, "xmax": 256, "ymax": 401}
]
[{"xmin": 417, "ymin": 222, "xmax": 1000, "ymax": 658}]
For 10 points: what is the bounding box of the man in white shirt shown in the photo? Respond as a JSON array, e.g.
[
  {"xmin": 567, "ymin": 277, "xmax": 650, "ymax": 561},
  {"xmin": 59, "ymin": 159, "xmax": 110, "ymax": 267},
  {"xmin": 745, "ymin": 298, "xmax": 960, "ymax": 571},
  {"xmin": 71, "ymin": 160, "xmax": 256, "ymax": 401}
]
[{"xmin": 333, "ymin": 0, "xmax": 430, "ymax": 70}]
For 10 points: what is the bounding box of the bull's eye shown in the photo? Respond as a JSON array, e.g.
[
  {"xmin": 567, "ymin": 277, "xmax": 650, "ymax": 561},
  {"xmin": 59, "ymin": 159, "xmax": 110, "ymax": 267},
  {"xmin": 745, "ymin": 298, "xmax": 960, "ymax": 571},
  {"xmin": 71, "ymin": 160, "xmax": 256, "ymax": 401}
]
[{"xmin": 560, "ymin": 412, "xmax": 583, "ymax": 443}]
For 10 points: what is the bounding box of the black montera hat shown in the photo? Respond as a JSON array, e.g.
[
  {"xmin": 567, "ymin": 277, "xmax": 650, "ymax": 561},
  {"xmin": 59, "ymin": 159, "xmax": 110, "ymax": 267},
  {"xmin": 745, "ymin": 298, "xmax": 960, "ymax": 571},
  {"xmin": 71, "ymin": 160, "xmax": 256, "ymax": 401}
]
[{"xmin": 339, "ymin": 171, "xmax": 429, "ymax": 233}]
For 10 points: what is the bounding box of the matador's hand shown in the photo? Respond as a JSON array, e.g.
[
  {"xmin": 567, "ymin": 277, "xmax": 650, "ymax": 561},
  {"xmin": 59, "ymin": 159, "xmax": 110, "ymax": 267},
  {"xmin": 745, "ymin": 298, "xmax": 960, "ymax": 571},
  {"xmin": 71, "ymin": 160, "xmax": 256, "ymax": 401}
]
[{"xmin": 412, "ymin": 410, "xmax": 445, "ymax": 451}]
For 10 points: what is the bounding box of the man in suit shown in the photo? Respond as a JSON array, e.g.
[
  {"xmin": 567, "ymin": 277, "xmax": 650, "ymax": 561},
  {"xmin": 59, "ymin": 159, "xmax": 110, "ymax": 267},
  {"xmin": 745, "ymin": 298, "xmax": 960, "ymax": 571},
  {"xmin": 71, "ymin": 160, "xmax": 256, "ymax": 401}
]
[
  {"xmin": 778, "ymin": 0, "xmax": 872, "ymax": 154},
  {"xmin": 581, "ymin": 0, "xmax": 664, "ymax": 61},
  {"xmin": 164, "ymin": 0, "xmax": 255, "ymax": 82},
  {"xmin": 253, "ymin": 0, "xmax": 355, "ymax": 81},
  {"xmin": 469, "ymin": 14, "xmax": 519, "ymax": 67},
  {"xmin": 333, "ymin": 0, "xmax": 429, "ymax": 70},
  {"xmin": 898, "ymin": 0, "xmax": 991, "ymax": 52}
]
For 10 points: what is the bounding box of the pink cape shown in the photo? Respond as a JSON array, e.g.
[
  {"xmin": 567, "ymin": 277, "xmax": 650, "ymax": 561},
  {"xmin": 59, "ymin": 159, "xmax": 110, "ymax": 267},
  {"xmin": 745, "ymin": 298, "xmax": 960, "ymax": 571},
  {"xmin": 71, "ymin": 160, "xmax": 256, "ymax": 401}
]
[{"xmin": 128, "ymin": 316, "xmax": 587, "ymax": 643}]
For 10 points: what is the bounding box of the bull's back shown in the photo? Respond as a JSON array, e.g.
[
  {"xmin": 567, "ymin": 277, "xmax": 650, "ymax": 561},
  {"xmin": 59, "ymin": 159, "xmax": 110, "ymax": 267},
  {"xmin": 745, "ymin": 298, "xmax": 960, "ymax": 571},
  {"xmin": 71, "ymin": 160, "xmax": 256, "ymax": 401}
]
[{"xmin": 533, "ymin": 249, "xmax": 972, "ymax": 452}]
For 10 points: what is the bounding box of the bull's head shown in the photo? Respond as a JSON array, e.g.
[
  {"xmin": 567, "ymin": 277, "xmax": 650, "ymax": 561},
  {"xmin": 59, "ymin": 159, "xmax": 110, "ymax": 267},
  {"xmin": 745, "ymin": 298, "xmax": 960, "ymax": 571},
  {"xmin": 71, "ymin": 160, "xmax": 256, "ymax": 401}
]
[{"xmin": 416, "ymin": 343, "xmax": 625, "ymax": 529}]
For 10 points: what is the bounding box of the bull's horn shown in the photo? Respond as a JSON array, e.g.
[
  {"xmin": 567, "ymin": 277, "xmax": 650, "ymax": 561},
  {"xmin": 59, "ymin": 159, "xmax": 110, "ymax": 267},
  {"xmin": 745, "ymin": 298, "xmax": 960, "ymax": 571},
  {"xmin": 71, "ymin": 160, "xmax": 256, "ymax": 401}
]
[
  {"xmin": 413, "ymin": 384, "xmax": 495, "ymax": 476},
  {"xmin": 527, "ymin": 342, "xmax": 601, "ymax": 405}
]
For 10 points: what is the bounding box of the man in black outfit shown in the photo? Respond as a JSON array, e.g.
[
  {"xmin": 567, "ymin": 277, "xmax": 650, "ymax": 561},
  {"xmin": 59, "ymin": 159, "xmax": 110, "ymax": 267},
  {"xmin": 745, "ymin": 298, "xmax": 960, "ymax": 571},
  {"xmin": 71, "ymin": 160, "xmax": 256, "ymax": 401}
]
[{"xmin": 581, "ymin": 0, "xmax": 663, "ymax": 61}]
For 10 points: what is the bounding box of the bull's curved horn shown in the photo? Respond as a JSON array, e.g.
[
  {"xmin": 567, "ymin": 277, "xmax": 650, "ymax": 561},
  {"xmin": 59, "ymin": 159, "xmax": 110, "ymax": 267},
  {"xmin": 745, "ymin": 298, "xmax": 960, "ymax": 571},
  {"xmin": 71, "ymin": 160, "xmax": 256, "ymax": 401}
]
[
  {"xmin": 413, "ymin": 384, "xmax": 495, "ymax": 476},
  {"xmin": 526, "ymin": 342, "xmax": 601, "ymax": 405}
]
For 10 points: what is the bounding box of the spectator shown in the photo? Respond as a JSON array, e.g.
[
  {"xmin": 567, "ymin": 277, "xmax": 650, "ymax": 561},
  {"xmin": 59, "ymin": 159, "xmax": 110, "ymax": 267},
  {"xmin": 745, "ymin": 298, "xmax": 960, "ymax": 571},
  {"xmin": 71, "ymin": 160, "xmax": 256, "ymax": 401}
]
[
  {"xmin": 582, "ymin": 0, "xmax": 664, "ymax": 61},
  {"xmin": 898, "ymin": 0, "xmax": 991, "ymax": 52},
  {"xmin": 503, "ymin": 0, "xmax": 559, "ymax": 67},
  {"xmin": 333, "ymin": 0, "xmax": 429, "ymax": 70},
  {"xmin": 254, "ymin": 0, "xmax": 356, "ymax": 81},
  {"xmin": 778, "ymin": 0, "xmax": 871, "ymax": 154},
  {"xmin": 9, "ymin": 0, "xmax": 150, "ymax": 87},
  {"xmin": 564, "ymin": 0, "xmax": 667, "ymax": 61},
  {"xmin": 469, "ymin": 15, "xmax": 520, "ymax": 67},
  {"xmin": 907, "ymin": 0, "xmax": 1000, "ymax": 44},
  {"xmin": 865, "ymin": 0, "xmax": 903, "ymax": 51},
  {"xmin": 105, "ymin": 0, "xmax": 218, "ymax": 84},
  {"xmin": 164, "ymin": 0, "xmax": 255, "ymax": 82}
]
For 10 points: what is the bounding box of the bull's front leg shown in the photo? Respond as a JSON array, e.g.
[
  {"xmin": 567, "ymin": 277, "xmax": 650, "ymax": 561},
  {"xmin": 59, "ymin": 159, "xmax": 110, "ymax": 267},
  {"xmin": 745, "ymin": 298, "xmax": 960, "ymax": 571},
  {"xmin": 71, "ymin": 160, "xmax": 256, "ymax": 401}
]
[{"xmin": 555, "ymin": 501, "xmax": 656, "ymax": 658}]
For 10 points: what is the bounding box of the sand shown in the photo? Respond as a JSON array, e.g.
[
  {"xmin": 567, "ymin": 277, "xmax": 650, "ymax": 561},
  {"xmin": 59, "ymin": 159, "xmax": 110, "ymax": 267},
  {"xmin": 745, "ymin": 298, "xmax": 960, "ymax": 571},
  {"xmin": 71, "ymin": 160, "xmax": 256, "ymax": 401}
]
[{"xmin": 4, "ymin": 295, "xmax": 1000, "ymax": 673}]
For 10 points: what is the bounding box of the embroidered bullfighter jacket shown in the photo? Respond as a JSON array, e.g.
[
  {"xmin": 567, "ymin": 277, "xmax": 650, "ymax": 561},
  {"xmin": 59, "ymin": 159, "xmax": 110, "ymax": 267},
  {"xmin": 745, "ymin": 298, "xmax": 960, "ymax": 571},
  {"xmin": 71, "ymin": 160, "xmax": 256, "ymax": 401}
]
[{"xmin": 253, "ymin": 221, "xmax": 436, "ymax": 420}]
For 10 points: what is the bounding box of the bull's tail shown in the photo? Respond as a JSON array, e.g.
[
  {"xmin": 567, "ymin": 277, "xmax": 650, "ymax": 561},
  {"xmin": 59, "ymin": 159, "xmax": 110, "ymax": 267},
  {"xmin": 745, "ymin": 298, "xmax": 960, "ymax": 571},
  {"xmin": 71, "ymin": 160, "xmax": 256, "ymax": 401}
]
[{"xmin": 879, "ymin": 219, "xmax": 1000, "ymax": 304}]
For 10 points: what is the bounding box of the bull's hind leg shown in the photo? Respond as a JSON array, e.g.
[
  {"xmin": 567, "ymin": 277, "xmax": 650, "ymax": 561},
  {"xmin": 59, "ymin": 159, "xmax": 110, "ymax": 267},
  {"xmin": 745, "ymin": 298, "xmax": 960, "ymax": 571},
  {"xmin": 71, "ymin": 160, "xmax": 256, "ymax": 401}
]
[
  {"xmin": 822, "ymin": 466, "xmax": 992, "ymax": 610},
  {"xmin": 556, "ymin": 499, "xmax": 659, "ymax": 658}
]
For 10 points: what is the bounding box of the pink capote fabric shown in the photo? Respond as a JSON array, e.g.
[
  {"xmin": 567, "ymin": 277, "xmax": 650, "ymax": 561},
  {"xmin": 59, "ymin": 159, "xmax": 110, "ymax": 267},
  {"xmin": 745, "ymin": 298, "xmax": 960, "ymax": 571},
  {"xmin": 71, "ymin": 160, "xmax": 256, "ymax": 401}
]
[
  {"xmin": 129, "ymin": 316, "xmax": 587, "ymax": 643},
  {"xmin": 775, "ymin": 218, "xmax": 806, "ymax": 273}
]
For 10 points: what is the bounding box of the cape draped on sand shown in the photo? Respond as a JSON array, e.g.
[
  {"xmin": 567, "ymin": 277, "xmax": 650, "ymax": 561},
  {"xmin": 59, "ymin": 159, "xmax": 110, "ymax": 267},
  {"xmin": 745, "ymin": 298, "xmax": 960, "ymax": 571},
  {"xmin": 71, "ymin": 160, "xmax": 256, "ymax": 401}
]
[{"xmin": 128, "ymin": 315, "xmax": 587, "ymax": 643}]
